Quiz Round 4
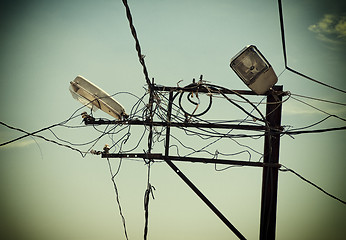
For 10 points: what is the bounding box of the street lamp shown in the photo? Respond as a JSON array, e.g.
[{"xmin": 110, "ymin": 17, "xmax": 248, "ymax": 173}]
[
  {"xmin": 230, "ymin": 45, "xmax": 277, "ymax": 94},
  {"xmin": 69, "ymin": 76, "xmax": 127, "ymax": 120}
]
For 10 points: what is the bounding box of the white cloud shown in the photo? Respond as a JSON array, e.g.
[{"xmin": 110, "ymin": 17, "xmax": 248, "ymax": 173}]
[{"xmin": 308, "ymin": 14, "xmax": 346, "ymax": 45}]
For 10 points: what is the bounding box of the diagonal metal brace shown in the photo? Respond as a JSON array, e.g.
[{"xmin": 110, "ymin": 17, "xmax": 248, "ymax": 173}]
[{"xmin": 163, "ymin": 158, "xmax": 247, "ymax": 240}]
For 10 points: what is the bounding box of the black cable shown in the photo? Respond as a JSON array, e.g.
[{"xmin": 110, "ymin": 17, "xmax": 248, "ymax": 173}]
[
  {"xmin": 107, "ymin": 158, "xmax": 129, "ymax": 240},
  {"xmin": 278, "ymin": 0, "xmax": 287, "ymax": 67},
  {"xmin": 205, "ymin": 83, "xmax": 269, "ymax": 126},
  {"xmin": 0, "ymin": 120, "xmax": 75, "ymax": 147},
  {"xmin": 143, "ymin": 162, "xmax": 155, "ymax": 240},
  {"xmin": 156, "ymin": 86, "xmax": 267, "ymax": 160},
  {"xmin": 220, "ymin": 91, "xmax": 264, "ymax": 123},
  {"xmin": 121, "ymin": 0, "xmax": 151, "ymax": 87},
  {"xmin": 0, "ymin": 99, "xmax": 95, "ymax": 148},
  {"xmin": 214, "ymin": 150, "xmax": 252, "ymax": 171},
  {"xmin": 285, "ymin": 126, "xmax": 346, "ymax": 135},
  {"xmin": 178, "ymin": 86, "xmax": 213, "ymax": 117},
  {"xmin": 280, "ymin": 165, "xmax": 346, "ymax": 205},
  {"xmin": 287, "ymin": 67, "xmax": 346, "ymax": 94},
  {"xmin": 290, "ymin": 93, "xmax": 346, "ymax": 107},
  {"xmin": 181, "ymin": 111, "xmax": 265, "ymax": 157},
  {"xmin": 285, "ymin": 116, "xmax": 331, "ymax": 132},
  {"xmin": 277, "ymin": 0, "xmax": 346, "ymax": 94},
  {"xmin": 291, "ymin": 96, "xmax": 346, "ymax": 122},
  {"xmin": 118, "ymin": 126, "xmax": 147, "ymax": 153},
  {"xmin": 0, "ymin": 121, "xmax": 84, "ymax": 156}
]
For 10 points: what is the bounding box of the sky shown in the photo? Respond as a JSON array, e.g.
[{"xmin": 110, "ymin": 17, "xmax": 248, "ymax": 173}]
[{"xmin": 1, "ymin": 0, "xmax": 346, "ymax": 239}]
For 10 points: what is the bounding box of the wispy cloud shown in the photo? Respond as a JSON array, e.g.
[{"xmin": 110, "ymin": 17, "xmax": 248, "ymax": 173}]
[{"xmin": 308, "ymin": 14, "xmax": 346, "ymax": 45}]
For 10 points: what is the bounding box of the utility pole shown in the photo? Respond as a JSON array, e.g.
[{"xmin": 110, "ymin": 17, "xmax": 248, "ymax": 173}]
[
  {"xmin": 86, "ymin": 84, "xmax": 285, "ymax": 240},
  {"xmin": 259, "ymin": 85, "xmax": 283, "ymax": 240}
]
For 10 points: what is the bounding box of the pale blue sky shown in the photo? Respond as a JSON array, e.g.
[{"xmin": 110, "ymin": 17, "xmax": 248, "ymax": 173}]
[{"xmin": 1, "ymin": 0, "xmax": 345, "ymax": 239}]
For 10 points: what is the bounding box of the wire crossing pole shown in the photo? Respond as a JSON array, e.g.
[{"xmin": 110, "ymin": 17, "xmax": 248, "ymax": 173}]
[{"xmin": 260, "ymin": 85, "xmax": 283, "ymax": 240}]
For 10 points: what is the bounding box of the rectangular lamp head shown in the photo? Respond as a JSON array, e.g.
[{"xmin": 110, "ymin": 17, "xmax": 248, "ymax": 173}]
[{"xmin": 230, "ymin": 45, "xmax": 278, "ymax": 94}]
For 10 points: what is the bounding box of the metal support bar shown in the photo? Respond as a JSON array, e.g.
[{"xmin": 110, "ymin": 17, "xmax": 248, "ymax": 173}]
[
  {"xmin": 152, "ymin": 85, "xmax": 287, "ymax": 96},
  {"xmin": 153, "ymin": 85, "xmax": 258, "ymax": 95},
  {"xmin": 101, "ymin": 153, "xmax": 281, "ymax": 169},
  {"xmin": 259, "ymin": 85, "xmax": 283, "ymax": 240},
  {"xmin": 164, "ymin": 91, "xmax": 174, "ymax": 158},
  {"xmin": 85, "ymin": 119, "xmax": 266, "ymax": 131}
]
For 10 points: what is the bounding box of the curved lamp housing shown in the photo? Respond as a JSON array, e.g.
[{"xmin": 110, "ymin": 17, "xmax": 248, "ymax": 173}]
[
  {"xmin": 69, "ymin": 76, "xmax": 127, "ymax": 120},
  {"xmin": 230, "ymin": 45, "xmax": 277, "ymax": 94}
]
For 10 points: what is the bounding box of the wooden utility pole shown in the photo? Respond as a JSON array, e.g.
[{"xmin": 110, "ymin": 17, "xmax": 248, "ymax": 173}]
[{"xmin": 260, "ymin": 85, "xmax": 283, "ymax": 240}]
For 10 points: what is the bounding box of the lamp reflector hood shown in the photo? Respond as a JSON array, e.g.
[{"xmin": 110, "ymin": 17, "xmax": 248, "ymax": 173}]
[
  {"xmin": 69, "ymin": 76, "xmax": 127, "ymax": 120},
  {"xmin": 230, "ymin": 45, "xmax": 278, "ymax": 94}
]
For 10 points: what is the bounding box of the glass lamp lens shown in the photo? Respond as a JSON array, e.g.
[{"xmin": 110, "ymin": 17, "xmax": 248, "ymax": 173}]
[{"xmin": 232, "ymin": 46, "xmax": 269, "ymax": 84}]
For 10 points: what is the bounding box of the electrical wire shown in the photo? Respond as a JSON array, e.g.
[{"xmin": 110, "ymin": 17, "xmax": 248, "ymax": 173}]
[
  {"xmin": 149, "ymin": 83, "xmax": 270, "ymax": 163},
  {"xmin": 121, "ymin": 0, "xmax": 151, "ymax": 87},
  {"xmin": 279, "ymin": 165, "xmax": 346, "ymax": 205},
  {"xmin": 178, "ymin": 87, "xmax": 213, "ymax": 118},
  {"xmin": 278, "ymin": 0, "xmax": 287, "ymax": 68},
  {"xmin": 290, "ymin": 93, "xmax": 346, "ymax": 107},
  {"xmin": 283, "ymin": 116, "xmax": 332, "ymax": 132},
  {"xmin": 0, "ymin": 117, "xmax": 77, "ymax": 147},
  {"xmin": 0, "ymin": 100, "xmax": 96, "ymax": 148},
  {"xmin": 107, "ymin": 158, "xmax": 129, "ymax": 240},
  {"xmin": 214, "ymin": 150, "xmax": 252, "ymax": 171},
  {"xmin": 0, "ymin": 121, "xmax": 85, "ymax": 156},
  {"xmin": 291, "ymin": 96, "xmax": 346, "ymax": 122},
  {"xmin": 277, "ymin": 0, "xmax": 346, "ymax": 94},
  {"xmin": 287, "ymin": 67, "xmax": 346, "ymax": 94},
  {"xmin": 284, "ymin": 126, "xmax": 346, "ymax": 135},
  {"xmin": 143, "ymin": 162, "xmax": 155, "ymax": 240}
]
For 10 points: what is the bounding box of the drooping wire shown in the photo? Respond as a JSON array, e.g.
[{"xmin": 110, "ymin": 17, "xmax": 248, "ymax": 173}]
[
  {"xmin": 291, "ymin": 96, "xmax": 346, "ymax": 122},
  {"xmin": 178, "ymin": 89, "xmax": 213, "ymax": 118},
  {"xmin": 143, "ymin": 161, "xmax": 155, "ymax": 240},
  {"xmin": 0, "ymin": 89, "xmax": 152, "ymax": 158},
  {"xmin": 0, "ymin": 121, "xmax": 85, "ymax": 156},
  {"xmin": 151, "ymin": 95, "xmax": 264, "ymax": 163},
  {"xmin": 220, "ymin": 91, "xmax": 264, "ymax": 123},
  {"xmin": 290, "ymin": 93, "xmax": 346, "ymax": 107},
  {"xmin": 207, "ymin": 83, "xmax": 269, "ymax": 125},
  {"xmin": 106, "ymin": 158, "xmax": 129, "ymax": 240},
  {"xmin": 0, "ymin": 116, "xmax": 78, "ymax": 147},
  {"xmin": 279, "ymin": 165, "xmax": 346, "ymax": 205},
  {"xmin": 30, "ymin": 136, "xmax": 44, "ymax": 161},
  {"xmin": 152, "ymin": 83, "xmax": 270, "ymax": 161},
  {"xmin": 284, "ymin": 116, "xmax": 332, "ymax": 132},
  {"xmin": 279, "ymin": 95, "xmax": 346, "ymax": 136},
  {"xmin": 0, "ymin": 100, "xmax": 96, "ymax": 149},
  {"xmin": 213, "ymin": 150, "xmax": 252, "ymax": 171},
  {"xmin": 210, "ymin": 97, "xmax": 267, "ymax": 164}
]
